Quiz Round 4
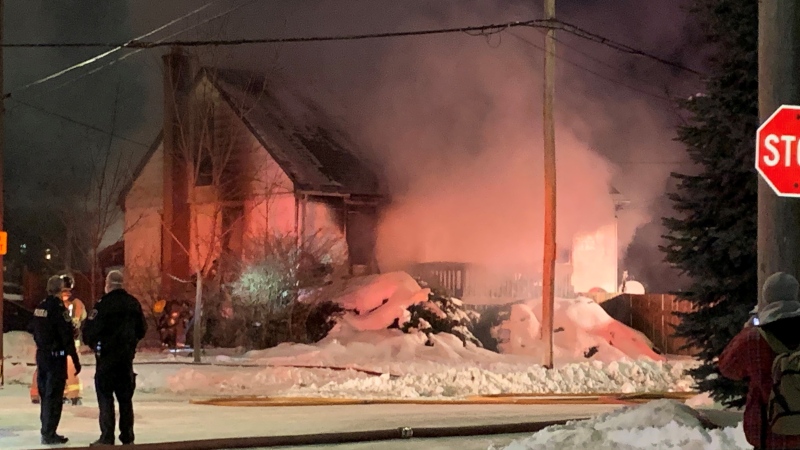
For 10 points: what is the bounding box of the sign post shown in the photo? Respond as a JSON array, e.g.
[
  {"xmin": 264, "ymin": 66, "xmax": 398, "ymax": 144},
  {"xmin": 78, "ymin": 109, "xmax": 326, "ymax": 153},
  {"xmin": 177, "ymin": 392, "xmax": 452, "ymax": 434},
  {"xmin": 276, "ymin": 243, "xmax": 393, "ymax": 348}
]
[{"xmin": 756, "ymin": 105, "xmax": 800, "ymax": 196}]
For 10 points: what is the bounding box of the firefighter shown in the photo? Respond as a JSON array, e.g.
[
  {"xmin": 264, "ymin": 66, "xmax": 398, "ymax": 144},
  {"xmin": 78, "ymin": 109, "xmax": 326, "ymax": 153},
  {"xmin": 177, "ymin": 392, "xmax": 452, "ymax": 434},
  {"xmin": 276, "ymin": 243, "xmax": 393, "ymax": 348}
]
[
  {"xmin": 30, "ymin": 275, "xmax": 87, "ymax": 405},
  {"xmin": 156, "ymin": 301, "xmax": 184, "ymax": 349},
  {"xmin": 83, "ymin": 270, "xmax": 147, "ymax": 446},
  {"xmin": 60, "ymin": 277, "xmax": 86, "ymax": 406},
  {"xmin": 30, "ymin": 275, "xmax": 81, "ymax": 445}
]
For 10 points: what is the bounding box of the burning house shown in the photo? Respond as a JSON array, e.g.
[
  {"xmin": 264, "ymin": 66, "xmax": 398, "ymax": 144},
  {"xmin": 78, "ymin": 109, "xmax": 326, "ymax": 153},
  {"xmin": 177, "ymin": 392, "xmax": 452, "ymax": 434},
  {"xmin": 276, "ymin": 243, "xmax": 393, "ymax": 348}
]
[
  {"xmin": 120, "ymin": 49, "xmax": 386, "ymax": 300},
  {"xmin": 411, "ymin": 186, "xmax": 630, "ymax": 303}
]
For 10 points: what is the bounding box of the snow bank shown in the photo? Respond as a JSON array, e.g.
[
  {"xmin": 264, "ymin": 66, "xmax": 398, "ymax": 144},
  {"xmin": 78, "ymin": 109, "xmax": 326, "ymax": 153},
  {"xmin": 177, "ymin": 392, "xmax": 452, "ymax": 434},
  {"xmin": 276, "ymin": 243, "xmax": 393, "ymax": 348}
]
[
  {"xmin": 685, "ymin": 392, "xmax": 731, "ymax": 411},
  {"xmin": 498, "ymin": 297, "xmax": 662, "ymax": 364},
  {"xmin": 156, "ymin": 273, "xmax": 697, "ymax": 398},
  {"xmin": 330, "ymin": 271, "xmax": 431, "ymax": 331},
  {"xmin": 3, "ymin": 362, "xmax": 35, "ymax": 385},
  {"xmin": 149, "ymin": 357, "xmax": 696, "ymax": 399},
  {"xmin": 283, "ymin": 358, "xmax": 696, "ymax": 399},
  {"xmin": 124, "ymin": 326, "xmax": 696, "ymax": 398},
  {"xmin": 494, "ymin": 399, "xmax": 750, "ymax": 450},
  {"xmin": 246, "ymin": 327, "xmax": 503, "ymax": 372},
  {"xmin": 3, "ymin": 331, "xmax": 36, "ymax": 362},
  {"xmin": 328, "ymin": 273, "xmax": 662, "ymax": 366}
]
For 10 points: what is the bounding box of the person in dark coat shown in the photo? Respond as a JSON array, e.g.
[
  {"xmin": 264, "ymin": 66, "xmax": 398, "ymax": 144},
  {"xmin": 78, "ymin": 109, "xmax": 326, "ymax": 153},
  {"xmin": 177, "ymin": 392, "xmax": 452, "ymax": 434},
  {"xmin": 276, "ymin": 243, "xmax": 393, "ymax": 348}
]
[
  {"xmin": 31, "ymin": 275, "xmax": 81, "ymax": 445},
  {"xmin": 82, "ymin": 270, "xmax": 147, "ymax": 446}
]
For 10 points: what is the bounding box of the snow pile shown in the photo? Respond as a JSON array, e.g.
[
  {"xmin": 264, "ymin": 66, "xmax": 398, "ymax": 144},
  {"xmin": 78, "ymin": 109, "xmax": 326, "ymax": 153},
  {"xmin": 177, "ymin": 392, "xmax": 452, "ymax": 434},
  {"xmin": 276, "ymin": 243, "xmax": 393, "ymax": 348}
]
[
  {"xmin": 685, "ymin": 392, "xmax": 730, "ymax": 410},
  {"xmin": 494, "ymin": 399, "xmax": 750, "ymax": 450},
  {"xmin": 329, "ymin": 271, "xmax": 431, "ymax": 331},
  {"xmin": 3, "ymin": 331, "xmax": 36, "ymax": 362},
  {"xmin": 156, "ymin": 272, "xmax": 697, "ymax": 398},
  {"xmin": 326, "ymin": 272, "xmax": 661, "ymax": 365},
  {"xmin": 248, "ymin": 328, "xmax": 497, "ymax": 368},
  {"xmin": 284, "ymin": 358, "xmax": 696, "ymax": 399},
  {"xmin": 3, "ymin": 362, "xmax": 35, "ymax": 385},
  {"xmin": 497, "ymin": 297, "xmax": 662, "ymax": 364},
  {"xmin": 163, "ymin": 365, "xmax": 375, "ymax": 395}
]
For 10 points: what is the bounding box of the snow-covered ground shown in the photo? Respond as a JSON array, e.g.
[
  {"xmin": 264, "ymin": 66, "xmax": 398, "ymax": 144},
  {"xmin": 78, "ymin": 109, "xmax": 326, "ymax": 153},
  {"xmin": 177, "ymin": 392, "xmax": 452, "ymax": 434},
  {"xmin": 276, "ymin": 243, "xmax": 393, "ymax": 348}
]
[
  {"xmin": 496, "ymin": 400, "xmax": 749, "ymax": 450},
  {"xmin": 4, "ymin": 328, "xmax": 695, "ymax": 399},
  {"xmin": 2, "ymin": 272, "xmax": 739, "ymax": 449},
  {"xmin": 0, "ymin": 384, "xmax": 620, "ymax": 450},
  {"xmin": 4, "ymin": 272, "xmax": 697, "ymax": 399},
  {"xmin": 0, "ymin": 385, "xmax": 750, "ymax": 450}
]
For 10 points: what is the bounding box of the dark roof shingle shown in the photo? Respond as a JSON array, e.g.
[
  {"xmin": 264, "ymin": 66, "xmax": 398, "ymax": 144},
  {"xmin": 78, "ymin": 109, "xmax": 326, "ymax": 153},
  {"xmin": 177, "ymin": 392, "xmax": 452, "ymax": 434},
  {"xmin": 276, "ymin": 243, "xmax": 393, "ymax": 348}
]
[{"xmin": 209, "ymin": 68, "xmax": 384, "ymax": 197}]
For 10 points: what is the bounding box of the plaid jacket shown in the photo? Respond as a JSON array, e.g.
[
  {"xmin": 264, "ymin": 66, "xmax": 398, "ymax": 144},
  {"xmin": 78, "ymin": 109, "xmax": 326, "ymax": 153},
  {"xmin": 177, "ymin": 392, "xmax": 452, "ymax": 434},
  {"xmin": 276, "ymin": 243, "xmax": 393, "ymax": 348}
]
[{"xmin": 718, "ymin": 326, "xmax": 800, "ymax": 449}]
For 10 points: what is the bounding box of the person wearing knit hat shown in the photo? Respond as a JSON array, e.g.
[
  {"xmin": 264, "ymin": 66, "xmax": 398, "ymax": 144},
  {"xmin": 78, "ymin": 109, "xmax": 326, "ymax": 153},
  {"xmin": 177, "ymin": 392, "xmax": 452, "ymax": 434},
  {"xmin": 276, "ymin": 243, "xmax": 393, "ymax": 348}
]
[
  {"xmin": 719, "ymin": 272, "xmax": 800, "ymax": 448},
  {"xmin": 756, "ymin": 272, "xmax": 800, "ymax": 326}
]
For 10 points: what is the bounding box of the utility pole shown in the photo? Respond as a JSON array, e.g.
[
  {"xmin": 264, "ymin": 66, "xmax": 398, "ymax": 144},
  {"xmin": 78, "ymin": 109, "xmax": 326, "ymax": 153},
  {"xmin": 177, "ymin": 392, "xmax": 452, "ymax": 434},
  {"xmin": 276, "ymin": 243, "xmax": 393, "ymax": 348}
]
[
  {"xmin": 541, "ymin": 0, "xmax": 556, "ymax": 370},
  {"xmin": 757, "ymin": 1, "xmax": 800, "ymax": 298},
  {"xmin": 0, "ymin": 0, "xmax": 6, "ymax": 387}
]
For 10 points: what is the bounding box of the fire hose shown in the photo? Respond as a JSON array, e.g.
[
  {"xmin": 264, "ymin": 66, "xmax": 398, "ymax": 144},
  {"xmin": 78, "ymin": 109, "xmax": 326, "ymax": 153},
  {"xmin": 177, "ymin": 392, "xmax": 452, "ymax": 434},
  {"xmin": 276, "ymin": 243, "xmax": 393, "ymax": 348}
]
[
  {"xmin": 60, "ymin": 410, "xmax": 720, "ymax": 450},
  {"xmin": 60, "ymin": 418, "xmax": 586, "ymax": 450}
]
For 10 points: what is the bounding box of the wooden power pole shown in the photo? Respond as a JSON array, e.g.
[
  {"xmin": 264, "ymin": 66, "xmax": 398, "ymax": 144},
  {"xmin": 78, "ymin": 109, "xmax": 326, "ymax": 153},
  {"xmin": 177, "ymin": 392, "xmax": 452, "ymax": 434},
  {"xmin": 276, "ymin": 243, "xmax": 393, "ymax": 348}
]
[
  {"xmin": 0, "ymin": 0, "xmax": 5, "ymax": 387},
  {"xmin": 541, "ymin": 0, "xmax": 556, "ymax": 370},
  {"xmin": 757, "ymin": 1, "xmax": 800, "ymax": 297}
]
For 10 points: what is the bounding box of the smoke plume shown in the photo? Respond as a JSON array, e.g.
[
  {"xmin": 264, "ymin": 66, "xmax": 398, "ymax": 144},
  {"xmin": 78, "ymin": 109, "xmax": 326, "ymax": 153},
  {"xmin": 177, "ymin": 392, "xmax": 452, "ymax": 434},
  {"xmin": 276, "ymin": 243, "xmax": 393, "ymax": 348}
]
[{"xmin": 129, "ymin": 0, "xmax": 704, "ymax": 288}]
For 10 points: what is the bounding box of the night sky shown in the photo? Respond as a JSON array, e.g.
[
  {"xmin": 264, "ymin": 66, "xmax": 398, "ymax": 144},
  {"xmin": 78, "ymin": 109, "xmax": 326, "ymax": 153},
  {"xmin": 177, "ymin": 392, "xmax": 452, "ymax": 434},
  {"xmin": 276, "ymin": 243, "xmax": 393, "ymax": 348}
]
[{"xmin": 4, "ymin": 1, "xmax": 706, "ymax": 289}]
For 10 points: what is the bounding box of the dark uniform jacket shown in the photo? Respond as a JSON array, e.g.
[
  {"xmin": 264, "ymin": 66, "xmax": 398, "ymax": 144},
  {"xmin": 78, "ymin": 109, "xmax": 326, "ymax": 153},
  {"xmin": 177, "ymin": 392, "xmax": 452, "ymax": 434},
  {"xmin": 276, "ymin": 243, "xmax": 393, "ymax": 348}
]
[
  {"xmin": 31, "ymin": 295, "xmax": 78, "ymax": 363},
  {"xmin": 82, "ymin": 289, "xmax": 147, "ymax": 365}
]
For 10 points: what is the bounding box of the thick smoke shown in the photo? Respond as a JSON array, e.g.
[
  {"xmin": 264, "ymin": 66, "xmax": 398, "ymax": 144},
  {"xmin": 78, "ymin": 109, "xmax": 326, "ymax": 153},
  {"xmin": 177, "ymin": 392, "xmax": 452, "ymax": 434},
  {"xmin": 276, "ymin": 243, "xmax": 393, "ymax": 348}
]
[
  {"xmin": 127, "ymin": 0, "xmax": 703, "ymax": 288},
  {"xmin": 352, "ymin": 25, "xmax": 618, "ymax": 271}
]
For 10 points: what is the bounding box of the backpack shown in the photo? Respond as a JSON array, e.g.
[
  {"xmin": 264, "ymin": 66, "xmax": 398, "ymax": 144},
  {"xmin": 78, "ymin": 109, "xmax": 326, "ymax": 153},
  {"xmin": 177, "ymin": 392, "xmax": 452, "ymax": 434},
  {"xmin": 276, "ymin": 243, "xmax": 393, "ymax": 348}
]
[{"xmin": 758, "ymin": 328, "xmax": 800, "ymax": 435}]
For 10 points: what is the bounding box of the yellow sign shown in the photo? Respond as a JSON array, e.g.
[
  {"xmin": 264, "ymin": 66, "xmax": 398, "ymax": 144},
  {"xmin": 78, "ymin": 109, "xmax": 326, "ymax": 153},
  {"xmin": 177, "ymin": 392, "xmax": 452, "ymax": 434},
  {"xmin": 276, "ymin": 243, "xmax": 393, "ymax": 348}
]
[{"xmin": 0, "ymin": 231, "xmax": 7, "ymax": 255}]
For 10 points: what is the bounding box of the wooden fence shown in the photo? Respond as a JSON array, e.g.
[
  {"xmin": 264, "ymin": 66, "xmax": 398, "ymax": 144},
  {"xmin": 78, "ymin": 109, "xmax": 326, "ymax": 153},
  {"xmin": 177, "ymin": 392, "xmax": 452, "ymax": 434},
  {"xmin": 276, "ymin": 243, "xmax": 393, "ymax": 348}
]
[
  {"xmin": 599, "ymin": 293, "xmax": 695, "ymax": 356},
  {"xmin": 409, "ymin": 262, "xmax": 573, "ymax": 304}
]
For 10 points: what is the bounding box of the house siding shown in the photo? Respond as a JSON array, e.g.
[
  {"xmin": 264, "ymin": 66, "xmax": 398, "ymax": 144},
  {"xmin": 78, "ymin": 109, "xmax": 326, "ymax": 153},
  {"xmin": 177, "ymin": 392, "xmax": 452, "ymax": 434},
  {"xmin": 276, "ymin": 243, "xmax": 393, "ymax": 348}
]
[
  {"xmin": 124, "ymin": 143, "xmax": 164, "ymax": 299},
  {"xmin": 123, "ymin": 70, "xmax": 375, "ymax": 301}
]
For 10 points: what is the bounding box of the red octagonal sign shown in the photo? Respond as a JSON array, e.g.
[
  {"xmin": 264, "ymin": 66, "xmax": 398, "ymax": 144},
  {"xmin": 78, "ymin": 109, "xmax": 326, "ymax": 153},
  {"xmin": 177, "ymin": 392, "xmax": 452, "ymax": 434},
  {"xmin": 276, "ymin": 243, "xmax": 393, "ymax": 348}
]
[{"xmin": 757, "ymin": 105, "xmax": 800, "ymax": 197}]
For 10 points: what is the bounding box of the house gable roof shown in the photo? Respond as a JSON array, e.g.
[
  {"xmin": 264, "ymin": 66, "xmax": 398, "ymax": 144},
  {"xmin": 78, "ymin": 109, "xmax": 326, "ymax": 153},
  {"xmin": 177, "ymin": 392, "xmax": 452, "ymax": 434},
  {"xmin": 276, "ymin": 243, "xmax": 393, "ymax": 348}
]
[
  {"xmin": 205, "ymin": 68, "xmax": 384, "ymax": 198},
  {"xmin": 118, "ymin": 131, "xmax": 163, "ymax": 211},
  {"xmin": 121, "ymin": 69, "xmax": 386, "ymax": 208}
]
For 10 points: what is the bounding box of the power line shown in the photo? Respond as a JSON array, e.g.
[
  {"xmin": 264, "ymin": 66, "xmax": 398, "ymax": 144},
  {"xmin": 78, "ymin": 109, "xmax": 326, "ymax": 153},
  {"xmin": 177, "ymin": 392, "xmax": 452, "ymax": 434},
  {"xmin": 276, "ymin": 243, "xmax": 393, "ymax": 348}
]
[
  {"xmin": 8, "ymin": 98, "xmax": 150, "ymax": 148},
  {"xmin": 5, "ymin": 0, "xmax": 258, "ymax": 102},
  {"xmin": 551, "ymin": 19, "xmax": 704, "ymax": 76},
  {"xmin": 509, "ymin": 31, "xmax": 675, "ymax": 103},
  {"xmin": 540, "ymin": 29, "xmax": 666, "ymax": 92},
  {"xmin": 0, "ymin": 17, "xmax": 699, "ymax": 77},
  {"xmin": 2, "ymin": 19, "xmax": 547, "ymax": 48},
  {"xmin": 7, "ymin": 1, "xmax": 217, "ymax": 97}
]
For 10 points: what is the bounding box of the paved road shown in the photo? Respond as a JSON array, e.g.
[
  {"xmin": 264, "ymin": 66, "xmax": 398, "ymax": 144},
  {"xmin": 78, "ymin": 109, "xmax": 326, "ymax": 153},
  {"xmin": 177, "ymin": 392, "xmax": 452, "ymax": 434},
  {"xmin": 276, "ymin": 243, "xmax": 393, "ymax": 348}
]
[{"xmin": 0, "ymin": 385, "xmax": 621, "ymax": 449}]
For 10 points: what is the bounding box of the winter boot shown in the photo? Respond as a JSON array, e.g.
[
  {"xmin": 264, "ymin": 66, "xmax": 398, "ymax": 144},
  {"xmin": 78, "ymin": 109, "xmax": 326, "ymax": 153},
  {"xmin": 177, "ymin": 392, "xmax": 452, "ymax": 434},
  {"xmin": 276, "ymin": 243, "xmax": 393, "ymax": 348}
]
[{"xmin": 41, "ymin": 434, "xmax": 69, "ymax": 445}]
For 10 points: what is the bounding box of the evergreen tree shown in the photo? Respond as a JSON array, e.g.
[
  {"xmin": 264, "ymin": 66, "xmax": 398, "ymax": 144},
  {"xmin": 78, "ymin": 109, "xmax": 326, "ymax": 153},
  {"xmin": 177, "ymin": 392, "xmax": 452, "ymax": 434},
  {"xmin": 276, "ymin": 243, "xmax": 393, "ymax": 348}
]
[{"xmin": 661, "ymin": 0, "xmax": 758, "ymax": 407}]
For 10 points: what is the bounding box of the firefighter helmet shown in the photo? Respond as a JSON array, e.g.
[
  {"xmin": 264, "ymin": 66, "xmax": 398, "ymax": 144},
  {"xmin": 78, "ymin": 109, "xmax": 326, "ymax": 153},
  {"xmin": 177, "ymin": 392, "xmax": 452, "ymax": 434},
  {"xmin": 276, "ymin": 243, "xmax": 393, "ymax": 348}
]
[{"xmin": 60, "ymin": 274, "xmax": 74, "ymax": 290}]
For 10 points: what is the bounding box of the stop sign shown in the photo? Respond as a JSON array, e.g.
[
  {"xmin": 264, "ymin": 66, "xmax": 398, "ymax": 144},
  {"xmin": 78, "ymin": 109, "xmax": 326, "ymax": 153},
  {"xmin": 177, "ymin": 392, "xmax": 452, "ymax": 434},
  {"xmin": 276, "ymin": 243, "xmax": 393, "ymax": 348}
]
[{"xmin": 757, "ymin": 105, "xmax": 800, "ymax": 197}]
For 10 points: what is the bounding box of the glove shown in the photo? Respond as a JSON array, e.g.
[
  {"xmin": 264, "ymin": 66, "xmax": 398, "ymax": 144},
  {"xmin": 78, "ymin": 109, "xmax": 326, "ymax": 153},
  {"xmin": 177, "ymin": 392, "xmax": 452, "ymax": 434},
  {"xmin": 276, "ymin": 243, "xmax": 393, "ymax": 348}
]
[{"xmin": 73, "ymin": 357, "xmax": 82, "ymax": 376}]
